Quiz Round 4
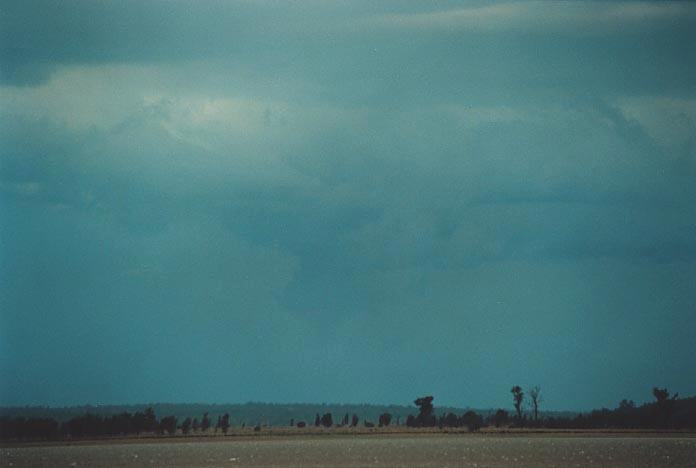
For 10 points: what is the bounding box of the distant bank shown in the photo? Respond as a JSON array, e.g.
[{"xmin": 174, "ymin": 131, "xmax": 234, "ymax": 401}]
[
  {"xmin": 0, "ymin": 401, "xmax": 574, "ymax": 426},
  {"xmin": 3, "ymin": 392, "xmax": 696, "ymax": 442}
]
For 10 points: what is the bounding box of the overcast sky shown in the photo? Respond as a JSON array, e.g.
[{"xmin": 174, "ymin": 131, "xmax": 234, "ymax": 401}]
[{"xmin": 1, "ymin": 0, "xmax": 695, "ymax": 411}]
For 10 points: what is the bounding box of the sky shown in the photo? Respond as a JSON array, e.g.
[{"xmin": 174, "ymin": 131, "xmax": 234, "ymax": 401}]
[{"xmin": 1, "ymin": 0, "xmax": 695, "ymax": 412}]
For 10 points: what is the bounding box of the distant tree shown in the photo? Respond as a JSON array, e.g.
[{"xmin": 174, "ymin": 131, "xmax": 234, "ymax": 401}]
[
  {"xmin": 320, "ymin": 413, "xmax": 333, "ymax": 428},
  {"xmin": 180, "ymin": 417, "xmax": 192, "ymax": 435},
  {"xmin": 619, "ymin": 399, "xmax": 635, "ymax": 411},
  {"xmin": 529, "ymin": 386, "xmax": 542, "ymax": 422},
  {"xmin": 296, "ymin": 421, "xmax": 306, "ymax": 428},
  {"xmin": 64, "ymin": 414, "xmax": 105, "ymax": 438},
  {"xmin": 364, "ymin": 420, "xmax": 375, "ymax": 428},
  {"xmin": 201, "ymin": 413, "xmax": 211, "ymax": 432},
  {"xmin": 132, "ymin": 411, "xmax": 146, "ymax": 434},
  {"xmin": 351, "ymin": 414, "xmax": 359, "ymax": 427},
  {"xmin": 127, "ymin": 408, "xmax": 156, "ymax": 435},
  {"xmin": 654, "ymin": 387, "xmax": 670, "ymax": 402},
  {"xmin": 159, "ymin": 416, "xmax": 177, "ymax": 435},
  {"xmin": 314, "ymin": 414, "xmax": 321, "ymax": 427},
  {"xmin": 220, "ymin": 413, "xmax": 230, "ymax": 434},
  {"xmin": 110, "ymin": 412, "xmax": 132, "ymax": 435},
  {"xmin": 461, "ymin": 411, "xmax": 483, "ymax": 432},
  {"xmin": 0, "ymin": 417, "xmax": 59, "ymax": 440},
  {"xmin": 414, "ymin": 396, "xmax": 436, "ymax": 427},
  {"xmin": 611, "ymin": 400, "xmax": 637, "ymax": 428},
  {"xmin": 405, "ymin": 415, "xmax": 416, "ymax": 427},
  {"xmin": 144, "ymin": 407, "xmax": 157, "ymax": 433},
  {"xmin": 653, "ymin": 387, "xmax": 678, "ymax": 427},
  {"xmin": 492, "ymin": 409, "xmax": 509, "ymax": 428},
  {"xmin": 290, "ymin": 418, "xmax": 294, "ymax": 427},
  {"xmin": 511, "ymin": 386, "xmax": 524, "ymax": 422},
  {"xmin": 441, "ymin": 412, "xmax": 458, "ymax": 427},
  {"xmin": 342, "ymin": 413, "xmax": 350, "ymax": 426},
  {"xmin": 378, "ymin": 413, "xmax": 392, "ymax": 427},
  {"xmin": 192, "ymin": 418, "xmax": 200, "ymax": 432}
]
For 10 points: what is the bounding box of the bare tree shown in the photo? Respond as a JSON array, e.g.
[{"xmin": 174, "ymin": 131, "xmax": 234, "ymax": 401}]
[
  {"xmin": 511, "ymin": 386, "xmax": 524, "ymax": 422},
  {"xmin": 529, "ymin": 386, "xmax": 542, "ymax": 422}
]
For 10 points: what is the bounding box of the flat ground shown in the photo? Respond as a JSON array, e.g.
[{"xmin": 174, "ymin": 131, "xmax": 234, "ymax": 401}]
[{"xmin": 3, "ymin": 433, "xmax": 696, "ymax": 467}]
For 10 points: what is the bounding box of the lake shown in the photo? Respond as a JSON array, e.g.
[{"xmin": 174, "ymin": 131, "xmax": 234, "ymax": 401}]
[{"xmin": 3, "ymin": 434, "xmax": 696, "ymax": 467}]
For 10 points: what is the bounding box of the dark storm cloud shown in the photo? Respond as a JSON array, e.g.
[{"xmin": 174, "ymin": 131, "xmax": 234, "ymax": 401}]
[
  {"xmin": 3, "ymin": 0, "xmax": 696, "ymax": 95},
  {"xmin": 2, "ymin": 1, "xmax": 696, "ymax": 409}
]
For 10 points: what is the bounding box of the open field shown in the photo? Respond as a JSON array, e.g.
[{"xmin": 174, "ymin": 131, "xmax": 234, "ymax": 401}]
[
  {"xmin": 5, "ymin": 425, "xmax": 696, "ymax": 447},
  {"xmin": 3, "ymin": 433, "xmax": 696, "ymax": 467}
]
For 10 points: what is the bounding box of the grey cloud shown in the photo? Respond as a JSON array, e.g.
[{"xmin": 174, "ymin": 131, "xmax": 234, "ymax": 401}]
[
  {"xmin": 3, "ymin": 90, "xmax": 694, "ymax": 272},
  {"xmin": 2, "ymin": 1, "xmax": 696, "ymax": 408},
  {"xmin": 3, "ymin": 0, "xmax": 695, "ymax": 97},
  {"xmin": 0, "ymin": 62, "xmax": 53, "ymax": 87}
]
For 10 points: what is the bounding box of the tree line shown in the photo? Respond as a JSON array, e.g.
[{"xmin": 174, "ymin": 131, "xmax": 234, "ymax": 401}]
[
  {"xmin": 0, "ymin": 402, "xmax": 433, "ymax": 426},
  {"xmin": 496, "ymin": 386, "xmax": 690, "ymax": 430},
  {"xmin": 395, "ymin": 387, "xmax": 696, "ymax": 431},
  {"xmin": 2, "ymin": 386, "xmax": 695, "ymax": 440},
  {"xmin": 0, "ymin": 408, "xmax": 231, "ymax": 440}
]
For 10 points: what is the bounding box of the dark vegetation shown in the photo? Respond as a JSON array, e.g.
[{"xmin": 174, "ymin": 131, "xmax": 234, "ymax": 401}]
[
  {"xmin": 2, "ymin": 387, "xmax": 696, "ymax": 441},
  {"xmin": 504, "ymin": 386, "xmax": 694, "ymax": 430}
]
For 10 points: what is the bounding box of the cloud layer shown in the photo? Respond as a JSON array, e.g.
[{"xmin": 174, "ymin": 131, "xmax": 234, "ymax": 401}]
[{"xmin": 1, "ymin": 1, "xmax": 695, "ymax": 410}]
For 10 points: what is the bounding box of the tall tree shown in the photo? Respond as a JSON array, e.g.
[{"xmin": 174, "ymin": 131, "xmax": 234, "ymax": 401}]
[
  {"xmin": 159, "ymin": 416, "xmax": 177, "ymax": 435},
  {"xmin": 378, "ymin": 413, "xmax": 392, "ymax": 427},
  {"xmin": 144, "ymin": 407, "xmax": 157, "ymax": 433},
  {"xmin": 132, "ymin": 411, "xmax": 146, "ymax": 434},
  {"xmin": 511, "ymin": 386, "xmax": 524, "ymax": 421},
  {"xmin": 653, "ymin": 387, "xmax": 678, "ymax": 427},
  {"xmin": 529, "ymin": 386, "xmax": 542, "ymax": 422},
  {"xmin": 461, "ymin": 411, "xmax": 483, "ymax": 432},
  {"xmin": 180, "ymin": 417, "xmax": 192, "ymax": 435},
  {"xmin": 414, "ymin": 396, "xmax": 436, "ymax": 427},
  {"xmin": 320, "ymin": 413, "xmax": 333, "ymax": 428},
  {"xmin": 201, "ymin": 413, "xmax": 211, "ymax": 433},
  {"xmin": 220, "ymin": 413, "xmax": 230, "ymax": 434}
]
